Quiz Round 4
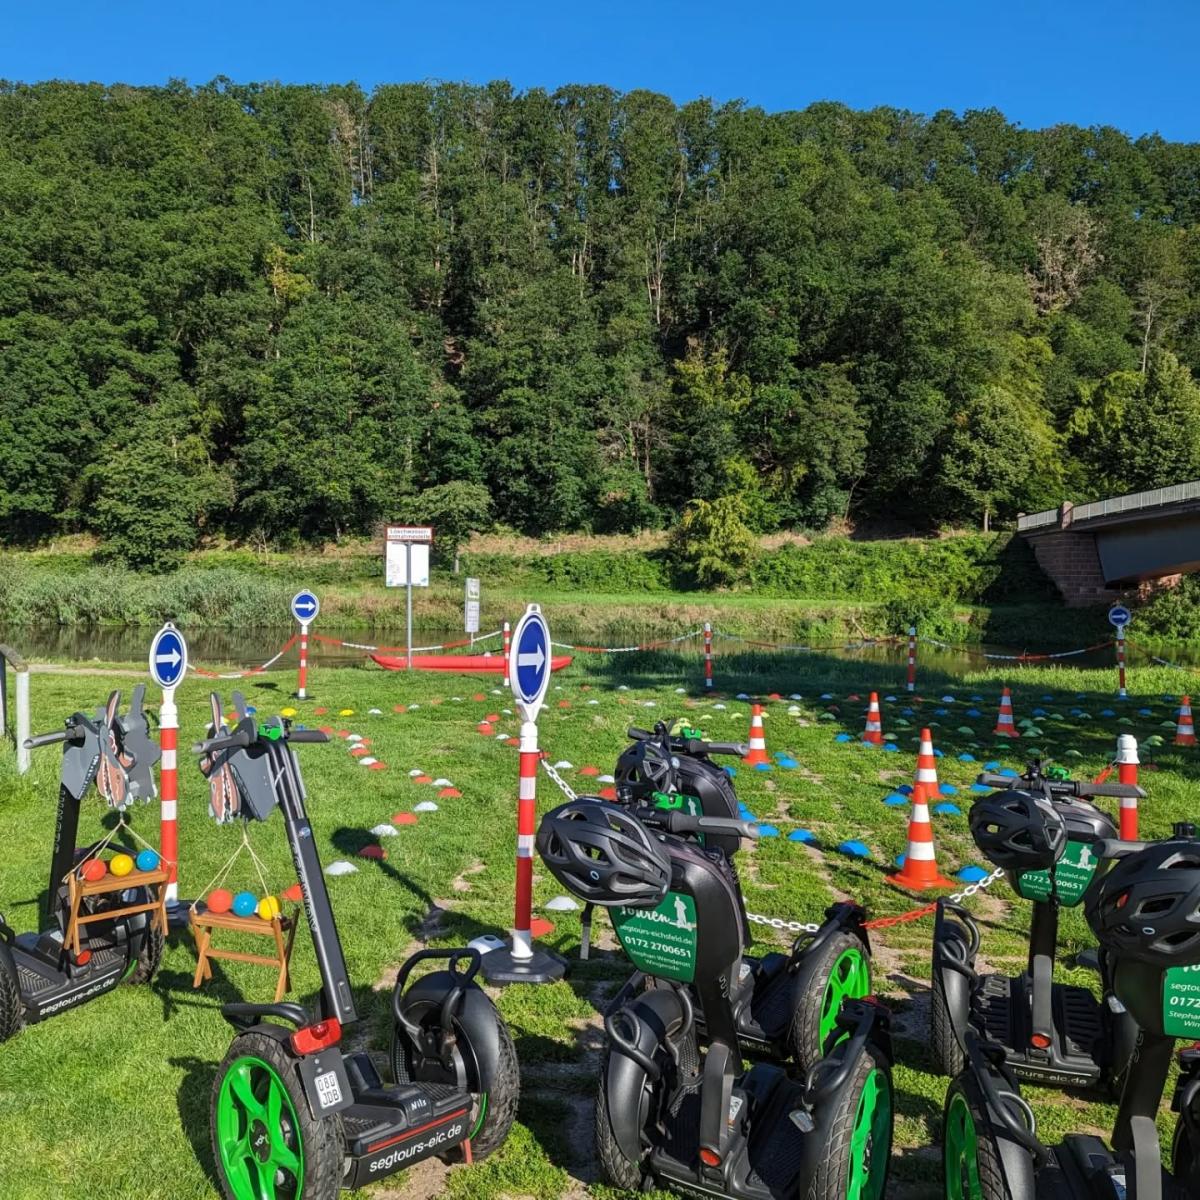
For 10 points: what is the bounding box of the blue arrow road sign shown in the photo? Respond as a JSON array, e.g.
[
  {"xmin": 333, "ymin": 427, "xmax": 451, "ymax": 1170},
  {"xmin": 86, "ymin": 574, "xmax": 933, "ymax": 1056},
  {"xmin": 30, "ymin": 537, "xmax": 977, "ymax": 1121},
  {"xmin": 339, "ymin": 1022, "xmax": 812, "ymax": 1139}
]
[
  {"xmin": 510, "ymin": 606, "xmax": 551, "ymax": 715},
  {"xmin": 1108, "ymin": 605, "xmax": 1132, "ymax": 629},
  {"xmin": 291, "ymin": 590, "xmax": 320, "ymax": 623},
  {"xmin": 149, "ymin": 623, "xmax": 188, "ymax": 689}
]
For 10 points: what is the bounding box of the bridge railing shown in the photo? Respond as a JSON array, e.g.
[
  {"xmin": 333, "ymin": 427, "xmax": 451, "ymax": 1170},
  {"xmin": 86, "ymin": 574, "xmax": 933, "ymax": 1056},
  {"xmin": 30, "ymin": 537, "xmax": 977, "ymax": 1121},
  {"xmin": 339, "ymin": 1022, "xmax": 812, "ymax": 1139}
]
[
  {"xmin": 1017, "ymin": 508, "xmax": 1059, "ymax": 532},
  {"xmin": 1073, "ymin": 480, "xmax": 1200, "ymax": 524}
]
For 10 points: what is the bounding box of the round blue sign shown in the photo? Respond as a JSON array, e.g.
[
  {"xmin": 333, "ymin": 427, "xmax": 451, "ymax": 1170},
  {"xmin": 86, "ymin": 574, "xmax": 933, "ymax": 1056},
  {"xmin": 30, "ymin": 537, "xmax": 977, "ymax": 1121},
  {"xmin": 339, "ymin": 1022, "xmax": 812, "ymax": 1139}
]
[
  {"xmin": 510, "ymin": 606, "xmax": 551, "ymax": 715},
  {"xmin": 1108, "ymin": 605, "xmax": 1132, "ymax": 629},
  {"xmin": 291, "ymin": 590, "xmax": 320, "ymax": 623},
  {"xmin": 149, "ymin": 623, "xmax": 188, "ymax": 689}
]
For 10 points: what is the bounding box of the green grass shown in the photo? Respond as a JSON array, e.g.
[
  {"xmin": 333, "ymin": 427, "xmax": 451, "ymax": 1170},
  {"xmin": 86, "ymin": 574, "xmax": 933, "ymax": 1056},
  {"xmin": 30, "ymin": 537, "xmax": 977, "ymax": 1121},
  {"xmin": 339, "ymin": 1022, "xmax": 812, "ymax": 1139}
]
[{"xmin": 1, "ymin": 649, "xmax": 1199, "ymax": 1198}]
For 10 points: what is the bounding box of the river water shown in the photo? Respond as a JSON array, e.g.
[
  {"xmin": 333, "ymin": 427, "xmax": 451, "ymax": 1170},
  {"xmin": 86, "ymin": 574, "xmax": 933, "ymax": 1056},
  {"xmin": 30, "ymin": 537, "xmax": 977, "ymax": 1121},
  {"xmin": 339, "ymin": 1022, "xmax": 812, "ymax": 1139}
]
[{"xmin": 1, "ymin": 624, "xmax": 1186, "ymax": 675}]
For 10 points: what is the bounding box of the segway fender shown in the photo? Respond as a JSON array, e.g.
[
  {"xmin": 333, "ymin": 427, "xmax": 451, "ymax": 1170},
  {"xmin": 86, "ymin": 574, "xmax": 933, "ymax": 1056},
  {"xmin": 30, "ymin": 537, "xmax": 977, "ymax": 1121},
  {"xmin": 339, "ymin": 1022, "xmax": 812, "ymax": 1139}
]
[
  {"xmin": 398, "ymin": 971, "xmax": 508, "ymax": 1096},
  {"xmin": 933, "ymin": 901, "xmax": 976, "ymax": 1052},
  {"xmin": 606, "ymin": 988, "xmax": 687, "ymax": 1164}
]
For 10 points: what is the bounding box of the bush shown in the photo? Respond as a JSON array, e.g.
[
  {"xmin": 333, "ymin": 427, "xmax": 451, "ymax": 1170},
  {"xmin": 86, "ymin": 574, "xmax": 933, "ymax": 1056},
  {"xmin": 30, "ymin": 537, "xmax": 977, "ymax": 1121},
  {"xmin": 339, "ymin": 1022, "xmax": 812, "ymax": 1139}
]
[{"xmin": 669, "ymin": 497, "xmax": 758, "ymax": 587}]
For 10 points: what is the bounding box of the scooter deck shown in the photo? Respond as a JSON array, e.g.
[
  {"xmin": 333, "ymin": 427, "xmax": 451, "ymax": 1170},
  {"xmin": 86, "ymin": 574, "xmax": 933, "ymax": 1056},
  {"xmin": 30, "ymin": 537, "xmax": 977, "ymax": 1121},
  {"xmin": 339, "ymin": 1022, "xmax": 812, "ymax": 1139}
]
[
  {"xmin": 652, "ymin": 1067, "xmax": 818, "ymax": 1199},
  {"xmin": 975, "ymin": 973, "xmax": 1106, "ymax": 1089},
  {"xmin": 12, "ymin": 937, "xmax": 127, "ymax": 1023}
]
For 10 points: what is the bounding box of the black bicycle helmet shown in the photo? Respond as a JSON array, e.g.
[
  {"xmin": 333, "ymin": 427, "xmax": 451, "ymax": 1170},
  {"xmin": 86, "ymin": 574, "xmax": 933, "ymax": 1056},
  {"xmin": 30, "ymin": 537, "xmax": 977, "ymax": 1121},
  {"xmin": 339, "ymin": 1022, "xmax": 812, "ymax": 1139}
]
[
  {"xmin": 969, "ymin": 788, "xmax": 1068, "ymax": 872},
  {"xmin": 614, "ymin": 737, "xmax": 675, "ymax": 803},
  {"xmin": 1085, "ymin": 829, "xmax": 1200, "ymax": 968},
  {"xmin": 536, "ymin": 800, "xmax": 671, "ymax": 908}
]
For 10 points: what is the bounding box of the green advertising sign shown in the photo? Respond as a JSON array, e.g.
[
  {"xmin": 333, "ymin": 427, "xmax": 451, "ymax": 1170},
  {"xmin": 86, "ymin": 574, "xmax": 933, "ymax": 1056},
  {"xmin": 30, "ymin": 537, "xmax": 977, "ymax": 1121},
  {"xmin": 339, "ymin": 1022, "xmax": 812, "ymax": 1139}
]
[
  {"xmin": 1016, "ymin": 839, "xmax": 1099, "ymax": 907},
  {"xmin": 1164, "ymin": 964, "xmax": 1200, "ymax": 1038},
  {"xmin": 612, "ymin": 890, "xmax": 699, "ymax": 983},
  {"xmin": 652, "ymin": 791, "xmax": 700, "ymax": 816}
]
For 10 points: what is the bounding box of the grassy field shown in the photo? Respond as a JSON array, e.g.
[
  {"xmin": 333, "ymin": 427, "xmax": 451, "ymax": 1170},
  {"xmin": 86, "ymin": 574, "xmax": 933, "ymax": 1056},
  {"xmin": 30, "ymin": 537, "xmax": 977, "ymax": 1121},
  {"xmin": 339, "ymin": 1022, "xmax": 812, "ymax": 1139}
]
[{"xmin": 1, "ymin": 648, "xmax": 1199, "ymax": 1199}]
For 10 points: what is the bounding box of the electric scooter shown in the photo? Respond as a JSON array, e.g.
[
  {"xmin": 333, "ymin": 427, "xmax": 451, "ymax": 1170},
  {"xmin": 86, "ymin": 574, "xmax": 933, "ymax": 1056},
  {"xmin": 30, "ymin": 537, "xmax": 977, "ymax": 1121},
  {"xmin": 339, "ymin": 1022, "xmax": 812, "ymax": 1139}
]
[
  {"xmin": 942, "ymin": 824, "xmax": 1200, "ymax": 1200},
  {"xmin": 0, "ymin": 689, "xmax": 163, "ymax": 1042},
  {"xmin": 612, "ymin": 723, "xmax": 872, "ymax": 1074},
  {"xmin": 196, "ymin": 694, "xmax": 518, "ymax": 1200},
  {"xmin": 537, "ymin": 798, "xmax": 894, "ymax": 1199},
  {"xmin": 931, "ymin": 762, "xmax": 1142, "ymax": 1094}
]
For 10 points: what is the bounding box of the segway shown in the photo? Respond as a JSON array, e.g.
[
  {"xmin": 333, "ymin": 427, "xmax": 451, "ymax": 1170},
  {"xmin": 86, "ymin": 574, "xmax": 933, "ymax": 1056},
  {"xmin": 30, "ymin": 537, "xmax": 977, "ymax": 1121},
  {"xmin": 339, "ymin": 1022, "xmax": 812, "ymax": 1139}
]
[
  {"xmin": 195, "ymin": 695, "xmax": 518, "ymax": 1200},
  {"xmin": 942, "ymin": 824, "xmax": 1200, "ymax": 1200},
  {"xmin": 538, "ymin": 799, "xmax": 894, "ymax": 1199},
  {"xmin": 613, "ymin": 725, "xmax": 872, "ymax": 1073},
  {"xmin": 0, "ymin": 689, "xmax": 163, "ymax": 1042},
  {"xmin": 931, "ymin": 762, "xmax": 1142, "ymax": 1094}
]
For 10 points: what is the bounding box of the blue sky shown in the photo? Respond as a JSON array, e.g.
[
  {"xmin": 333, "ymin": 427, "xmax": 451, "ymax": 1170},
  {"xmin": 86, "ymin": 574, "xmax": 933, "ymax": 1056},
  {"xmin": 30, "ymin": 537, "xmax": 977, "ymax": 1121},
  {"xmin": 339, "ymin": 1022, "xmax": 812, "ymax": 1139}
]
[{"xmin": 4, "ymin": 1, "xmax": 1199, "ymax": 140}]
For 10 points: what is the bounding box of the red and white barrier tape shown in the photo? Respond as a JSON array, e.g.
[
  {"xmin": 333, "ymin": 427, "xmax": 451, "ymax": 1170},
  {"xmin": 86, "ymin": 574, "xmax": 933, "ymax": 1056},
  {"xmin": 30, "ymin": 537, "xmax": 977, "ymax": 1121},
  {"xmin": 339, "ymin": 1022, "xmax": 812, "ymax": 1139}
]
[
  {"xmin": 312, "ymin": 630, "xmax": 502, "ymax": 655},
  {"xmin": 550, "ymin": 628, "xmax": 702, "ymax": 654},
  {"xmin": 190, "ymin": 635, "xmax": 299, "ymax": 679},
  {"xmin": 918, "ymin": 637, "xmax": 1113, "ymax": 662}
]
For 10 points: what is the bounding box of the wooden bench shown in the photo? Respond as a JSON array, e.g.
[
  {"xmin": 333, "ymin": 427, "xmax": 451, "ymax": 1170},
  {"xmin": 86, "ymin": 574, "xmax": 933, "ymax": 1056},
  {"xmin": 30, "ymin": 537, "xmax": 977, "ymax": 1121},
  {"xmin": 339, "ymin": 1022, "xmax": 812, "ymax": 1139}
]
[
  {"xmin": 66, "ymin": 866, "xmax": 169, "ymax": 957},
  {"xmin": 190, "ymin": 909, "xmax": 298, "ymax": 1002}
]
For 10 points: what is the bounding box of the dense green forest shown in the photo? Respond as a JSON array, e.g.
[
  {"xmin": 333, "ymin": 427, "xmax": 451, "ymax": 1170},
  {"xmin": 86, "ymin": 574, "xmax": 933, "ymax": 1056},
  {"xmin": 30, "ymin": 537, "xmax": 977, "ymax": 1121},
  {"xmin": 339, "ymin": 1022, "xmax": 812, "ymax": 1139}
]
[{"xmin": 2, "ymin": 79, "xmax": 1200, "ymax": 568}]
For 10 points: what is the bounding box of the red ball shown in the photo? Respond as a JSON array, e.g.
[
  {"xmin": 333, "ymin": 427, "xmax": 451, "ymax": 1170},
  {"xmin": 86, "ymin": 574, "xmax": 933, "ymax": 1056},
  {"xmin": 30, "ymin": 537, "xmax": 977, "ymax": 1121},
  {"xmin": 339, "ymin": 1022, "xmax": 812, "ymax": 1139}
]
[
  {"xmin": 80, "ymin": 859, "xmax": 107, "ymax": 882},
  {"xmin": 207, "ymin": 888, "xmax": 233, "ymax": 915}
]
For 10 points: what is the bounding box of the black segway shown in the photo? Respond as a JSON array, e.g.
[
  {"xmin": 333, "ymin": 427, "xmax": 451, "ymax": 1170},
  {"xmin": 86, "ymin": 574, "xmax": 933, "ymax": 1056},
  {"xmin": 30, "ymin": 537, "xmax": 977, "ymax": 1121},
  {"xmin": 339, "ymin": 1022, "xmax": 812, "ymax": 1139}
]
[
  {"xmin": 942, "ymin": 824, "xmax": 1200, "ymax": 1200},
  {"xmin": 0, "ymin": 689, "xmax": 163, "ymax": 1042},
  {"xmin": 538, "ymin": 799, "xmax": 894, "ymax": 1199},
  {"xmin": 195, "ymin": 694, "xmax": 518, "ymax": 1200},
  {"xmin": 612, "ymin": 724, "xmax": 872, "ymax": 1073},
  {"xmin": 931, "ymin": 762, "xmax": 1142, "ymax": 1094}
]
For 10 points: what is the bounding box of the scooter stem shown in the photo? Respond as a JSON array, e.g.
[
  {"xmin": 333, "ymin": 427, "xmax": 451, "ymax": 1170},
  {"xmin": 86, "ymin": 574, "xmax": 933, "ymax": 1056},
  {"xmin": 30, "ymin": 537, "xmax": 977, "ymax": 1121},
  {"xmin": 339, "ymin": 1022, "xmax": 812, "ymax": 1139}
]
[{"xmin": 1111, "ymin": 1031, "xmax": 1174, "ymax": 1155}]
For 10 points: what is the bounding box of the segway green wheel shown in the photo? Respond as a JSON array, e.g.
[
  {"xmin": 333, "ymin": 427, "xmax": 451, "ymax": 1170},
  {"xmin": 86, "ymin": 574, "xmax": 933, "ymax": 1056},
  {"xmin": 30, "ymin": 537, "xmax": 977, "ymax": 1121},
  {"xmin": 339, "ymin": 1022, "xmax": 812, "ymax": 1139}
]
[
  {"xmin": 819, "ymin": 944, "xmax": 871, "ymax": 1052},
  {"xmin": 943, "ymin": 1088, "xmax": 982, "ymax": 1200},
  {"xmin": 791, "ymin": 933, "xmax": 872, "ymax": 1073},
  {"xmin": 809, "ymin": 1046, "xmax": 892, "ymax": 1200}
]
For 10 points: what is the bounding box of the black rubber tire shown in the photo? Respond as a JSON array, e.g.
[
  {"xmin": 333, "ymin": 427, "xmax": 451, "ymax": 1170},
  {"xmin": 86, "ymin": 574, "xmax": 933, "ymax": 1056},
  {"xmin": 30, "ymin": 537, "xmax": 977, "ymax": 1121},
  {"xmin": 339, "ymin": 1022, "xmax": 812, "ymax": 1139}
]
[
  {"xmin": 941, "ymin": 1074, "xmax": 1008, "ymax": 1200},
  {"xmin": 788, "ymin": 931, "xmax": 871, "ymax": 1076},
  {"xmin": 0, "ymin": 947, "xmax": 22, "ymax": 1043},
  {"xmin": 210, "ymin": 1029, "xmax": 342, "ymax": 1200},
  {"xmin": 390, "ymin": 998, "xmax": 519, "ymax": 1162},
  {"xmin": 124, "ymin": 922, "xmax": 163, "ymax": 986},
  {"xmin": 931, "ymin": 964, "xmax": 966, "ymax": 1078},
  {"xmin": 1173, "ymin": 1109, "xmax": 1200, "ymax": 1197},
  {"xmin": 594, "ymin": 1048, "xmax": 647, "ymax": 1191},
  {"xmin": 805, "ymin": 1044, "xmax": 892, "ymax": 1200}
]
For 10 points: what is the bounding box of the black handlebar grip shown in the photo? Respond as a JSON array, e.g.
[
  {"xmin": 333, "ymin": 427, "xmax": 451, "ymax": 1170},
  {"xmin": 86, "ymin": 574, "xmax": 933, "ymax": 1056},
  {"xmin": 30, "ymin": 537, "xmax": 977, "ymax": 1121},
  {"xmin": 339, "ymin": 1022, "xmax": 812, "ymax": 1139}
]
[
  {"xmin": 975, "ymin": 772, "xmax": 1012, "ymax": 789},
  {"xmin": 288, "ymin": 730, "xmax": 330, "ymax": 743},
  {"xmin": 191, "ymin": 728, "xmax": 252, "ymax": 756},
  {"xmin": 1093, "ymin": 838, "xmax": 1149, "ymax": 860},
  {"xmin": 626, "ymin": 727, "xmax": 653, "ymax": 741},
  {"xmin": 1075, "ymin": 781, "xmax": 1147, "ymax": 800},
  {"xmin": 695, "ymin": 740, "xmax": 749, "ymax": 758},
  {"xmin": 695, "ymin": 815, "xmax": 760, "ymax": 839}
]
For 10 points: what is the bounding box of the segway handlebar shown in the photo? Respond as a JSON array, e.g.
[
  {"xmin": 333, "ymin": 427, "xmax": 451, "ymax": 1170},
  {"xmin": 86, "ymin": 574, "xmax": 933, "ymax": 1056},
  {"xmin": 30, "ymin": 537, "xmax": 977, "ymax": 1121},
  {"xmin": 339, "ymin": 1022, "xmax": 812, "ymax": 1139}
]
[
  {"xmin": 974, "ymin": 771, "xmax": 1144, "ymax": 800},
  {"xmin": 23, "ymin": 727, "xmax": 79, "ymax": 750},
  {"xmin": 192, "ymin": 725, "xmax": 330, "ymax": 755},
  {"xmin": 633, "ymin": 806, "xmax": 760, "ymax": 840},
  {"xmin": 1093, "ymin": 838, "xmax": 1148, "ymax": 860},
  {"xmin": 625, "ymin": 727, "xmax": 748, "ymax": 758},
  {"xmin": 287, "ymin": 729, "xmax": 330, "ymax": 743}
]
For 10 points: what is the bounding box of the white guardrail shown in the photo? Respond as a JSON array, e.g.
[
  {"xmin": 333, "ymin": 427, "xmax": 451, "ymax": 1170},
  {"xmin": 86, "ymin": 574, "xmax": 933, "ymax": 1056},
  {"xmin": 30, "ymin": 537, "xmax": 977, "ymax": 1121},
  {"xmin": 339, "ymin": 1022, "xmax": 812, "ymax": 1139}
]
[
  {"xmin": 1018, "ymin": 480, "xmax": 1200, "ymax": 533},
  {"xmin": 0, "ymin": 645, "xmax": 30, "ymax": 775}
]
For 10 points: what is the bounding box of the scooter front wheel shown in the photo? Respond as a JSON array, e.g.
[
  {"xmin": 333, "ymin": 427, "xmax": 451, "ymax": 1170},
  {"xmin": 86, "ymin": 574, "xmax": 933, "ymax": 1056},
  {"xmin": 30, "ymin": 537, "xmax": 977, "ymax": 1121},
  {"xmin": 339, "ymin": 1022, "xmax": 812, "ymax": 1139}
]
[
  {"xmin": 790, "ymin": 932, "xmax": 871, "ymax": 1074},
  {"xmin": 210, "ymin": 1029, "xmax": 342, "ymax": 1200},
  {"xmin": 807, "ymin": 1044, "xmax": 892, "ymax": 1200}
]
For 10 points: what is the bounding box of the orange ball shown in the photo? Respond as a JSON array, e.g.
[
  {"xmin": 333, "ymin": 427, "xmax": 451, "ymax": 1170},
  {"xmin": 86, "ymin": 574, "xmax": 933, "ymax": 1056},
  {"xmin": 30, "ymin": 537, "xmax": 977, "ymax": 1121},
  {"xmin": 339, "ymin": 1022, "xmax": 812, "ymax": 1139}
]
[
  {"xmin": 206, "ymin": 889, "xmax": 233, "ymax": 915},
  {"xmin": 80, "ymin": 859, "xmax": 107, "ymax": 882}
]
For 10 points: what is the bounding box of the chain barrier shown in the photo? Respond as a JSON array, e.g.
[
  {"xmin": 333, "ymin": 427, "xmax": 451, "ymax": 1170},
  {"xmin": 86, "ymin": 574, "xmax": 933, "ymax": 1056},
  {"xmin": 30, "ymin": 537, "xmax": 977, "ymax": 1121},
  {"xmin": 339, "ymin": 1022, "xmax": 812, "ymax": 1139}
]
[
  {"xmin": 551, "ymin": 628, "xmax": 702, "ymax": 654},
  {"xmin": 312, "ymin": 629, "xmax": 502, "ymax": 655},
  {"xmin": 540, "ymin": 757, "xmax": 579, "ymax": 802},
  {"xmin": 189, "ymin": 634, "xmax": 299, "ymax": 680},
  {"xmin": 917, "ymin": 636, "xmax": 1114, "ymax": 663}
]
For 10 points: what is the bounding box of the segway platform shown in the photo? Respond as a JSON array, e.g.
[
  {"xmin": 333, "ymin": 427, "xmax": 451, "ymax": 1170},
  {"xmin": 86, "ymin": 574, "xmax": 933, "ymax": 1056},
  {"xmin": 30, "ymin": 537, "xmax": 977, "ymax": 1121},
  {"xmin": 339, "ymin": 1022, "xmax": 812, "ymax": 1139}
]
[{"xmin": 974, "ymin": 972, "xmax": 1108, "ymax": 1089}]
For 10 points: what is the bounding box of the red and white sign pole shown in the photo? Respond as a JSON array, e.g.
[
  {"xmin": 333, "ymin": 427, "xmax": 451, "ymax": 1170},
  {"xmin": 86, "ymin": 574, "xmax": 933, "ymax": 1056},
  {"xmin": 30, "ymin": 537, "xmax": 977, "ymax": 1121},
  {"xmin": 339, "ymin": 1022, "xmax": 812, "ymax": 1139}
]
[
  {"xmin": 160, "ymin": 688, "xmax": 179, "ymax": 904},
  {"xmin": 482, "ymin": 603, "xmax": 566, "ymax": 985},
  {"xmin": 1117, "ymin": 734, "xmax": 1139, "ymax": 839},
  {"xmin": 1115, "ymin": 626, "xmax": 1127, "ymax": 699},
  {"xmin": 502, "ymin": 621, "xmax": 511, "ymax": 688},
  {"xmin": 703, "ymin": 622, "xmax": 714, "ymax": 691},
  {"xmin": 297, "ymin": 623, "xmax": 310, "ymax": 700},
  {"xmin": 906, "ymin": 627, "xmax": 918, "ymax": 693},
  {"xmin": 290, "ymin": 590, "xmax": 319, "ymax": 700}
]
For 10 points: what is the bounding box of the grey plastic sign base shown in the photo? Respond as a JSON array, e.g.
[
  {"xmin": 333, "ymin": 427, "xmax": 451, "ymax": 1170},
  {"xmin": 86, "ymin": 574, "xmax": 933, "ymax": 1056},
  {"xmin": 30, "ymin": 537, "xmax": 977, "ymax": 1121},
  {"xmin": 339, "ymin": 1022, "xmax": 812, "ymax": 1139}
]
[{"xmin": 479, "ymin": 945, "xmax": 568, "ymax": 986}]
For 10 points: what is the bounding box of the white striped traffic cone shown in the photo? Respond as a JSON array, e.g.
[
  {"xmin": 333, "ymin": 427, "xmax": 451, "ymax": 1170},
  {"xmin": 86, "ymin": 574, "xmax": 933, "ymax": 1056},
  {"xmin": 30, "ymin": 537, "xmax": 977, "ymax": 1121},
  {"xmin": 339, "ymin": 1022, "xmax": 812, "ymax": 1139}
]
[
  {"xmin": 745, "ymin": 703, "xmax": 770, "ymax": 767},
  {"xmin": 888, "ymin": 728, "xmax": 954, "ymax": 889},
  {"xmin": 863, "ymin": 692, "xmax": 883, "ymax": 745},
  {"xmin": 1176, "ymin": 697, "xmax": 1197, "ymax": 747},
  {"xmin": 994, "ymin": 687, "xmax": 1019, "ymax": 738}
]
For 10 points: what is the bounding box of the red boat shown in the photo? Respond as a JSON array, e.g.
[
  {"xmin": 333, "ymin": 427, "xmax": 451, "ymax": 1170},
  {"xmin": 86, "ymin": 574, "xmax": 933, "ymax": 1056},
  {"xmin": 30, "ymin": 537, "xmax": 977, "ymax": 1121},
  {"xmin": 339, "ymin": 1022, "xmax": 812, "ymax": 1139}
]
[{"xmin": 370, "ymin": 653, "xmax": 573, "ymax": 674}]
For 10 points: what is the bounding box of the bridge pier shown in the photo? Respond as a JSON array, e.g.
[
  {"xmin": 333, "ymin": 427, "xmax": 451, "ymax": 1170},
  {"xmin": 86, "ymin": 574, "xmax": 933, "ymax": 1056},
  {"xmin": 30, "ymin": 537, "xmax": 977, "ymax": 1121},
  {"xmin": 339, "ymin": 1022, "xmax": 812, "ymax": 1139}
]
[{"xmin": 1022, "ymin": 503, "xmax": 1126, "ymax": 607}]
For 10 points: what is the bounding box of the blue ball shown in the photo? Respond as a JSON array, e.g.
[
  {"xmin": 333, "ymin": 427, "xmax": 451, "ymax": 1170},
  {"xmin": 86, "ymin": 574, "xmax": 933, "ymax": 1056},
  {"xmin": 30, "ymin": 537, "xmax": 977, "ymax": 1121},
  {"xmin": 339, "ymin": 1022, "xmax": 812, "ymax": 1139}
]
[
  {"xmin": 232, "ymin": 891, "xmax": 258, "ymax": 918},
  {"xmin": 135, "ymin": 848, "xmax": 160, "ymax": 872}
]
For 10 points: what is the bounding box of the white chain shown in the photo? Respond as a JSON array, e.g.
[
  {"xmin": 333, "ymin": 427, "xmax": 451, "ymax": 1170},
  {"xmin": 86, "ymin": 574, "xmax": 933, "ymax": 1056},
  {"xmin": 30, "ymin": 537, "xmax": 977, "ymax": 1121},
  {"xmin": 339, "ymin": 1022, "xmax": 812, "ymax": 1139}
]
[
  {"xmin": 948, "ymin": 867, "xmax": 1006, "ymax": 903},
  {"xmin": 745, "ymin": 912, "xmax": 822, "ymax": 934},
  {"xmin": 540, "ymin": 758, "xmax": 579, "ymax": 801}
]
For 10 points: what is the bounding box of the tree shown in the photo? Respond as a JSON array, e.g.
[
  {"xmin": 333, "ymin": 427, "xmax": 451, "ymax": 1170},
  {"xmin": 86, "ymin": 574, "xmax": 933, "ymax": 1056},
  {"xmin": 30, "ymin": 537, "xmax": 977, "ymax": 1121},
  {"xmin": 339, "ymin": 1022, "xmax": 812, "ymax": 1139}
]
[
  {"xmin": 400, "ymin": 481, "xmax": 492, "ymax": 572},
  {"xmin": 1114, "ymin": 350, "xmax": 1200, "ymax": 491},
  {"xmin": 669, "ymin": 496, "xmax": 757, "ymax": 587}
]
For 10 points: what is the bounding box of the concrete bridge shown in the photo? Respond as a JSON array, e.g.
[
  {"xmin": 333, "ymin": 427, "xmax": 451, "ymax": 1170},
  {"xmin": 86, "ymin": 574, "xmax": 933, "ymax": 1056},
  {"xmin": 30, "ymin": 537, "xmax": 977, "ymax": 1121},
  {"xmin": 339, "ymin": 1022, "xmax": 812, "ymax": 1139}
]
[{"xmin": 1018, "ymin": 482, "xmax": 1200, "ymax": 606}]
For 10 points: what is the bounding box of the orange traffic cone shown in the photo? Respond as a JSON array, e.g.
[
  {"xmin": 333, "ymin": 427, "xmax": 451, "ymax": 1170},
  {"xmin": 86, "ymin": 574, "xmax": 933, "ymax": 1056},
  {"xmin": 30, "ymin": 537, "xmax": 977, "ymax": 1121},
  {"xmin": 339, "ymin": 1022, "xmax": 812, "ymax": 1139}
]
[
  {"xmin": 913, "ymin": 727, "xmax": 939, "ymax": 799},
  {"xmin": 745, "ymin": 703, "xmax": 770, "ymax": 768},
  {"xmin": 862, "ymin": 692, "xmax": 883, "ymax": 745},
  {"xmin": 994, "ymin": 687, "xmax": 1019, "ymax": 737},
  {"xmin": 888, "ymin": 729, "xmax": 954, "ymax": 889},
  {"xmin": 1176, "ymin": 697, "xmax": 1197, "ymax": 746}
]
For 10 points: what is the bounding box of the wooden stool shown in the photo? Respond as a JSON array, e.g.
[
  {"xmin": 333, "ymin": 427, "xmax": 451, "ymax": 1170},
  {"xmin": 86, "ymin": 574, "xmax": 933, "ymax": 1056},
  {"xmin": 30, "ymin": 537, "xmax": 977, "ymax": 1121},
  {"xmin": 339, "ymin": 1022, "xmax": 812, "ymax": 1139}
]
[
  {"xmin": 66, "ymin": 866, "xmax": 169, "ymax": 957},
  {"xmin": 190, "ymin": 909, "xmax": 298, "ymax": 1002}
]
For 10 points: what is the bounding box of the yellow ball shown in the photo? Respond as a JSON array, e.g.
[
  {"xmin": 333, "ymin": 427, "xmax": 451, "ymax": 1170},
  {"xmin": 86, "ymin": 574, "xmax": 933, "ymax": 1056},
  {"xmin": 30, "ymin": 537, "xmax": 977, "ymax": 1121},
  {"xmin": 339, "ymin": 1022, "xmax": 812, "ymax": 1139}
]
[
  {"xmin": 257, "ymin": 896, "xmax": 281, "ymax": 922},
  {"xmin": 110, "ymin": 853, "xmax": 134, "ymax": 877}
]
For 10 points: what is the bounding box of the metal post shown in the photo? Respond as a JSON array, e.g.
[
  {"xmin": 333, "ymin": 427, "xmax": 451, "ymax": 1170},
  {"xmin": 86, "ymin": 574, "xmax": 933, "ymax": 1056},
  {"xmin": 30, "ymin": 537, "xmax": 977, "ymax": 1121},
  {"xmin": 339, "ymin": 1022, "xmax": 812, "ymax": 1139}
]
[
  {"xmin": 160, "ymin": 685, "xmax": 180, "ymax": 906},
  {"xmin": 1116, "ymin": 627, "xmax": 1127, "ymax": 698},
  {"xmin": 15, "ymin": 669, "xmax": 29, "ymax": 776},
  {"xmin": 906, "ymin": 627, "xmax": 917, "ymax": 693},
  {"xmin": 0, "ymin": 652, "xmax": 7, "ymax": 740},
  {"xmin": 1, "ymin": 646, "xmax": 31, "ymax": 775},
  {"xmin": 512, "ymin": 720, "xmax": 538, "ymax": 962},
  {"xmin": 406, "ymin": 543, "xmax": 414, "ymax": 670},
  {"xmin": 502, "ymin": 621, "xmax": 511, "ymax": 687},
  {"xmin": 297, "ymin": 621, "xmax": 310, "ymax": 700},
  {"xmin": 1117, "ymin": 734, "xmax": 1139, "ymax": 839},
  {"xmin": 704, "ymin": 622, "xmax": 713, "ymax": 691}
]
